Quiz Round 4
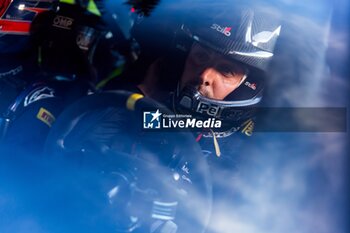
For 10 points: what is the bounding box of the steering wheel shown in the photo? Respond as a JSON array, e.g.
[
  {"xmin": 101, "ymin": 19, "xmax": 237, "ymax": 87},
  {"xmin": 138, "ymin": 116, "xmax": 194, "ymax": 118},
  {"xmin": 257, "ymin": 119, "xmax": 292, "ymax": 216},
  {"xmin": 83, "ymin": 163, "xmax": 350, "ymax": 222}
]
[{"xmin": 43, "ymin": 90, "xmax": 212, "ymax": 233}]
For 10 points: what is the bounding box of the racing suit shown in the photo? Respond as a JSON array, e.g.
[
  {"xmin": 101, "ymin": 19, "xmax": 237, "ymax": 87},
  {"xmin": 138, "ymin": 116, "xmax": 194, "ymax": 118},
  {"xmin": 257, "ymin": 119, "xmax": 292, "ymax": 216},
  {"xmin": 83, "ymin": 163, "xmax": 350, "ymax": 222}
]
[
  {"xmin": 0, "ymin": 52, "xmax": 92, "ymax": 155},
  {"xmin": 0, "ymin": 77, "xmax": 91, "ymax": 155},
  {"xmin": 0, "ymin": 1, "xmax": 106, "ymax": 155}
]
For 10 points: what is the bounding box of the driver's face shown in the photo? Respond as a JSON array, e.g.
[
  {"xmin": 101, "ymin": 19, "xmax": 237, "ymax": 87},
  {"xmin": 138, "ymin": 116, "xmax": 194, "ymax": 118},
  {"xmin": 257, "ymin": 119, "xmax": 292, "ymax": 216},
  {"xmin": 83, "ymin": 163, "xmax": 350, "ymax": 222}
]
[{"xmin": 180, "ymin": 43, "xmax": 246, "ymax": 100}]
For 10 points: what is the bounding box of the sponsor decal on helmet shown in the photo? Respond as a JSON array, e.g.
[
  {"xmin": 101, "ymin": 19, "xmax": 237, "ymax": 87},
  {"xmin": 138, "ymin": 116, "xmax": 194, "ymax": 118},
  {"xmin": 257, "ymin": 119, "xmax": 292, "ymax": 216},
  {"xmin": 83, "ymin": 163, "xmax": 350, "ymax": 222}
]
[
  {"xmin": 24, "ymin": 87, "xmax": 55, "ymax": 107},
  {"xmin": 244, "ymin": 81, "xmax": 257, "ymax": 90},
  {"xmin": 202, "ymin": 126, "xmax": 240, "ymax": 138},
  {"xmin": 36, "ymin": 107, "xmax": 55, "ymax": 127},
  {"xmin": 53, "ymin": 15, "xmax": 74, "ymax": 30},
  {"xmin": 143, "ymin": 109, "xmax": 222, "ymax": 130},
  {"xmin": 241, "ymin": 119, "xmax": 254, "ymax": 136},
  {"xmin": 196, "ymin": 101, "xmax": 221, "ymax": 117},
  {"xmin": 210, "ymin": 23, "xmax": 231, "ymax": 37}
]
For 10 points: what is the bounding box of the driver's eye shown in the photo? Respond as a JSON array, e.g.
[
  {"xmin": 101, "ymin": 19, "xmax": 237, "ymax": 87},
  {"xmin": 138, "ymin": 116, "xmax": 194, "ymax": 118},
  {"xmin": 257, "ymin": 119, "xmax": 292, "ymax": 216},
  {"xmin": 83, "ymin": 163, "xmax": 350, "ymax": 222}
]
[{"xmin": 217, "ymin": 64, "xmax": 238, "ymax": 77}]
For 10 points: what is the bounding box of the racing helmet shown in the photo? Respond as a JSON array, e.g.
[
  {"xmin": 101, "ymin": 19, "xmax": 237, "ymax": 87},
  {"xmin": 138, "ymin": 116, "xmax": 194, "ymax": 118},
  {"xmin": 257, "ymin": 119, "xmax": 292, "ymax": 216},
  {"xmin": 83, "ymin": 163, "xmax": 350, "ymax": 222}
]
[
  {"xmin": 0, "ymin": 0, "xmax": 57, "ymax": 54},
  {"xmin": 173, "ymin": 6, "xmax": 281, "ymax": 135},
  {"xmin": 30, "ymin": 0, "xmax": 138, "ymax": 82}
]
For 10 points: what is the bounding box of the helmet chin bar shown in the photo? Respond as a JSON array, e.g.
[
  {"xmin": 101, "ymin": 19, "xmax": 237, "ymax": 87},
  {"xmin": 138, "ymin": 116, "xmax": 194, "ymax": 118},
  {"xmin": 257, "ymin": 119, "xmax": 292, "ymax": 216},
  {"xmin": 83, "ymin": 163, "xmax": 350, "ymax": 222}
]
[{"xmin": 175, "ymin": 85, "xmax": 261, "ymax": 122}]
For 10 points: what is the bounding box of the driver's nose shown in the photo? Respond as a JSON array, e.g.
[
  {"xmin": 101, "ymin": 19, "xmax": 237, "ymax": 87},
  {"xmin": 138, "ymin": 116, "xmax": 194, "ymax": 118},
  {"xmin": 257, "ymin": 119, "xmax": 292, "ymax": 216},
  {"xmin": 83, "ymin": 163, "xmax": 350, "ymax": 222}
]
[{"xmin": 199, "ymin": 67, "xmax": 220, "ymax": 87}]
